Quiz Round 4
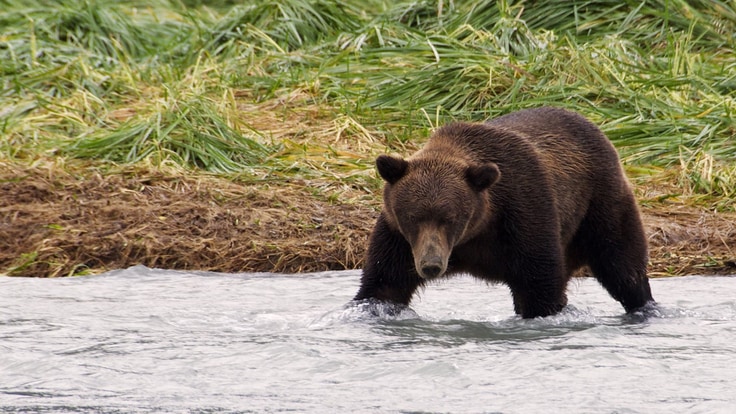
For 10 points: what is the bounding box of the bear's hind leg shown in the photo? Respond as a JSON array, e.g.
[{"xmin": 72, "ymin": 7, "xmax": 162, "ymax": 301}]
[{"xmin": 580, "ymin": 200, "xmax": 654, "ymax": 313}]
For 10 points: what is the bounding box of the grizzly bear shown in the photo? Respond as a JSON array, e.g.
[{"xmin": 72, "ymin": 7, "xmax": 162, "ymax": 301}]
[{"xmin": 354, "ymin": 107, "xmax": 654, "ymax": 318}]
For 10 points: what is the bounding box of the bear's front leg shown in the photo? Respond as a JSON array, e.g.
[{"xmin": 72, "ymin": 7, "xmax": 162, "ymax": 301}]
[
  {"xmin": 510, "ymin": 287, "xmax": 568, "ymax": 318},
  {"xmin": 506, "ymin": 253, "xmax": 568, "ymax": 318},
  {"xmin": 354, "ymin": 214, "xmax": 423, "ymax": 305}
]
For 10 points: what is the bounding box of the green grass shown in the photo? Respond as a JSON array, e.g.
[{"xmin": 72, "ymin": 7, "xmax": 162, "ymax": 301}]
[{"xmin": 1, "ymin": 0, "xmax": 735, "ymax": 208}]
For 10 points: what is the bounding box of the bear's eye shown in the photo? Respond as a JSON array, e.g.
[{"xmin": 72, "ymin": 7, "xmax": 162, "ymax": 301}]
[
  {"xmin": 437, "ymin": 215, "xmax": 455, "ymax": 226},
  {"xmin": 405, "ymin": 212, "xmax": 419, "ymax": 223}
]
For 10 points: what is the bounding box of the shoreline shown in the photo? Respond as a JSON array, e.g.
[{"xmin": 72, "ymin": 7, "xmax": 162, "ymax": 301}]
[{"xmin": 2, "ymin": 162, "xmax": 734, "ymax": 278}]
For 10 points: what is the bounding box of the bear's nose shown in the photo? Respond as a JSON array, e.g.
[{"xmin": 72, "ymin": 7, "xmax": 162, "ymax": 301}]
[{"xmin": 421, "ymin": 264, "xmax": 443, "ymax": 278}]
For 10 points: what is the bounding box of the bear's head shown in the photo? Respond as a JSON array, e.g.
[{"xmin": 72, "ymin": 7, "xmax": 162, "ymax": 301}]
[{"xmin": 376, "ymin": 154, "xmax": 500, "ymax": 280}]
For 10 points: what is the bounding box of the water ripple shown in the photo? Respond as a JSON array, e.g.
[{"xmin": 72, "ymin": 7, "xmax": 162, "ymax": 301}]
[{"xmin": 1, "ymin": 269, "xmax": 735, "ymax": 412}]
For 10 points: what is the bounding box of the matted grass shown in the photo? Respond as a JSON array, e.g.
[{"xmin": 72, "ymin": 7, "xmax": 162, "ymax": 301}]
[
  {"xmin": 1, "ymin": 0, "xmax": 735, "ymax": 276},
  {"xmin": 2, "ymin": 160, "xmax": 734, "ymax": 277}
]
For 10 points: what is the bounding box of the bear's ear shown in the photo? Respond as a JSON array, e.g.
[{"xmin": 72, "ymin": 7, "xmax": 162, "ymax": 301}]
[
  {"xmin": 376, "ymin": 155, "xmax": 409, "ymax": 184},
  {"xmin": 465, "ymin": 163, "xmax": 500, "ymax": 192}
]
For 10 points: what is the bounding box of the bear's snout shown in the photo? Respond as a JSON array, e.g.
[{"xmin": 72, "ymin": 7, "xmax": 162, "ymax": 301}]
[{"xmin": 413, "ymin": 227, "xmax": 450, "ymax": 279}]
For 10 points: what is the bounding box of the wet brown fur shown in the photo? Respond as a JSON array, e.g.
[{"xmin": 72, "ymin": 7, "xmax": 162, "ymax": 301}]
[{"xmin": 354, "ymin": 107, "xmax": 654, "ymax": 318}]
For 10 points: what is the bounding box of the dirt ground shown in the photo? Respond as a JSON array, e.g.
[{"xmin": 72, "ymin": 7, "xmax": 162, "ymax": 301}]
[{"xmin": 1, "ymin": 162, "xmax": 735, "ymax": 277}]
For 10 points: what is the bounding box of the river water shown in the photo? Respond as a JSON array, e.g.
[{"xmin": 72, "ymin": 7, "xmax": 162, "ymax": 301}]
[{"xmin": 1, "ymin": 266, "xmax": 735, "ymax": 413}]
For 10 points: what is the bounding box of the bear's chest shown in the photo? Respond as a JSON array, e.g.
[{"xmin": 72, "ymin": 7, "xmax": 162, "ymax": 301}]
[{"xmin": 449, "ymin": 235, "xmax": 507, "ymax": 282}]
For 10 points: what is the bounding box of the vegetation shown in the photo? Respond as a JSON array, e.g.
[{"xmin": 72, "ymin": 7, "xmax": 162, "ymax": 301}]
[{"xmin": 1, "ymin": 0, "xmax": 735, "ymax": 276}]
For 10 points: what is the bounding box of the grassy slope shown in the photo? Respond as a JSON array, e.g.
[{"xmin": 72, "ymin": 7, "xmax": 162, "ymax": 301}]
[{"xmin": 1, "ymin": 0, "xmax": 735, "ymax": 275}]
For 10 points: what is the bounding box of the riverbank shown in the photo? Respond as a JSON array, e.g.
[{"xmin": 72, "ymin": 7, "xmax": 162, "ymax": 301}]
[
  {"xmin": 2, "ymin": 1, "xmax": 735, "ymax": 277},
  {"xmin": 2, "ymin": 161, "xmax": 734, "ymax": 277}
]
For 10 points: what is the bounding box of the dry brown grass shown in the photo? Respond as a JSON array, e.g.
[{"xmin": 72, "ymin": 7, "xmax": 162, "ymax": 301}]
[
  {"xmin": 645, "ymin": 206, "xmax": 736, "ymax": 276},
  {"xmin": 2, "ymin": 160, "xmax": 735, "ymax": 277},
  {"xmin": 0, "ymin": 161, "xmax": 377, "ymax": 277}
]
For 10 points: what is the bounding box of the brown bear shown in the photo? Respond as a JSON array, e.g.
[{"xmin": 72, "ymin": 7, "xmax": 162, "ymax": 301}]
[{"xmin": 354, "ymin": 107, "xmax": 654, "ymax": 318}]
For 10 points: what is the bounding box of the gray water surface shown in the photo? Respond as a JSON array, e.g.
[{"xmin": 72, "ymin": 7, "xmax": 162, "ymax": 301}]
[{"xmin": 2, "ymin": 267, "xmax": 735, "ymax": 413}]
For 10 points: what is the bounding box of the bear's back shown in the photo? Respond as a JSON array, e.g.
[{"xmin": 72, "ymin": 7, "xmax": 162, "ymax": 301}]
[
  {"xmin": 486, "ymin": 107, "xmax": 621, "ymax": 171},
  {"xmin": 485, "ymin": 107, "xmax": 629, "ymax": 243}
]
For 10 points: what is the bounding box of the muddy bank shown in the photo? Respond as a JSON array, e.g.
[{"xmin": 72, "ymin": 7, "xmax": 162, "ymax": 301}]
[{"xmin": 1, "ymin": 162, "xmax": 734, "ymax": 277}]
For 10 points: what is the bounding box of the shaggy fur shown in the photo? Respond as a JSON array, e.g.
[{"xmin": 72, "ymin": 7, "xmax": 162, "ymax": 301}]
[{"xmin": 354, "ymin": 107, "xmax": 654, "ymax": 318}]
